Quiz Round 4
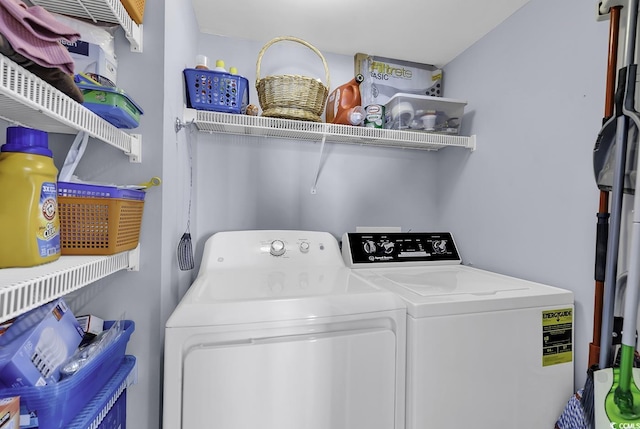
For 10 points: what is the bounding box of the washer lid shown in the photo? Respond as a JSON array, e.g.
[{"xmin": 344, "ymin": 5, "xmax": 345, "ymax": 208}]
[
  {"xmin": 353, "ymin": 265, "xmax": 573, "ymax": 317},
  {"xmin": 166, "ymin": 266, "xmax": 406, "ymax": 328}
]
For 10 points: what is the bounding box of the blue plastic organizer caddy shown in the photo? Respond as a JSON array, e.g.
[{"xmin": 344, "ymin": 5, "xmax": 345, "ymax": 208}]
[
  {"xmin": 184, "ymin": 68, "xmax": 249, "ymax": 114},
  {"xmin": 68, "ymin": 356, "xmax": 136, "ymax": 429},
  {"xmin": 0, "ymin": 320, "xmax": 135, "ymax": 429}
]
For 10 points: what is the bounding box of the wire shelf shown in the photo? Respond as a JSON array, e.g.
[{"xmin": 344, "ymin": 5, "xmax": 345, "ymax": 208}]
[
  {"xmin": 28, "ymin": 0, "xmax": 143, "ymax": 51},
  {"xmin": 183, "ymin": 109, "xmax": 476, "ymax": 151},
  {"xmin": 0, "ymin": 54, "xmax": 141, "ymax": 161},
  {"xmin": 0, "ymin": 250, "xmax": 137, "ymax": 324}
]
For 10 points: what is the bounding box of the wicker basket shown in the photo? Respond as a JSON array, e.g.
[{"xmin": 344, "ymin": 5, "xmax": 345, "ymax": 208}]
[{"xmin": 256, "ymin": 36, "xmax": 330, "ymax": 122}]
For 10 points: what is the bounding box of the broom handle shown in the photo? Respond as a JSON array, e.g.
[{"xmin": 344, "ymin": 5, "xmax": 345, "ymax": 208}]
[{"xmin": 590, "ymin": 6, "xmax": 621, "ymax": 368}]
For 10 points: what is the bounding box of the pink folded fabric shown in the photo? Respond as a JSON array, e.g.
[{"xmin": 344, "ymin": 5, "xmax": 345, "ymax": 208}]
[{"xmin": 0, "ymin": 0, "xmax": 80, "ymax": 75}]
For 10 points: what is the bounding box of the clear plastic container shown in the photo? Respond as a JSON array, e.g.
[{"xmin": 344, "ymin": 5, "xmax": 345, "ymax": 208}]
[{"xmin": 384, "ymin": 93, "xmax": 466, "ymax": 134}]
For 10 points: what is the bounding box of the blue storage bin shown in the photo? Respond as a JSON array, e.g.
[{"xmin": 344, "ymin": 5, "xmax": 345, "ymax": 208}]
[
  {"xmin": 68, "ymin": 355, "xmax": 136, "ymax": 429},
  {"xmin": 58, "ymin": 182, "xmax": 146, "ymax": 201},
  {"xmin": 0, "ymin": 320, "xmax": 134, "ymax": 429},
  {"xmin": 184, "ymin": 68, "xmax": 249, "ymax": 114},
  {"xmin": 74, "ymin": 75, "xmax": 144, "ymax": 130}
]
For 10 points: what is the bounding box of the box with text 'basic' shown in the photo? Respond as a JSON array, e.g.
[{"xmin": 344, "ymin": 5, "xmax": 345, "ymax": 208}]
[{"xmin": 355, "ymin": 53, "xmax": 443, "ymax": 107}]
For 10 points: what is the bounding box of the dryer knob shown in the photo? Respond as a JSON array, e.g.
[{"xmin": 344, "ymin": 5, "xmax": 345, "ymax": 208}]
[
  {"xmin": 270, "ymin": 239, "xmax": 286, "ymax": 256},
  {"xmin": 299, "ymin": 241, "xmax": 310, "ymax": 253},
  {"xmin": 364, "ymin": 240, "xmax": 377, "ymax": 254}
]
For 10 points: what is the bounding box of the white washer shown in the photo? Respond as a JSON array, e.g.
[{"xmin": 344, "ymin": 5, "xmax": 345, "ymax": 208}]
[
  {"xmin": 342, "ymin": 232, "xmax": 575, "ymax": 429},
  {"xmin": 163, "ymin": 230, "xmax": 406, "ymax": 429}
]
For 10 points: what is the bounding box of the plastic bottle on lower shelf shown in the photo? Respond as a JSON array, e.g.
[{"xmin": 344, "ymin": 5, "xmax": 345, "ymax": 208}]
[
  {"xmin": 213, "ymin": 60, "xmax": 227, "ymax": 72},
  {"xmin": 0, "ymin": 126, "xmax": 61, "ymax": 268},
  {"xmin": 195, "ymin": 54, "xmax": 209, "ymax": 70}
]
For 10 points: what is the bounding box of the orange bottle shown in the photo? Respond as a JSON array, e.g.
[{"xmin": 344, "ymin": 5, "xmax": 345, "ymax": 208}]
[{"xmin": 326, "ymin": 74, "xmax": 364, "ymax": 125}]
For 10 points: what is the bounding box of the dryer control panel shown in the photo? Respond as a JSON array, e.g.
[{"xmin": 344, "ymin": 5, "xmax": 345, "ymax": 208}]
[{"xmin": 342, "ymin": 232, "xmax": 461, "ymax": 267}]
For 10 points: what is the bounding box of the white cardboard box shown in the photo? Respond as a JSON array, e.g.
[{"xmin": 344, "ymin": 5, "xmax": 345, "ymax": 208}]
[
  {"xmin": 62, "ymin": 39, "xmax": 118, "ymax": 84},
  {"xmin": 0, "ymin": 396, "xmax": 19, "ymax": 428},
  {"xmin": 76, "ymin": 315, "xmax": 105, "ymax": 336},
  {"xmin": 355, "ymin": 53, "xmax": 443, "ymax": 107},
  {"xmin": 0, "ymin": 298, "xmax": 84, "ymax": 388}
]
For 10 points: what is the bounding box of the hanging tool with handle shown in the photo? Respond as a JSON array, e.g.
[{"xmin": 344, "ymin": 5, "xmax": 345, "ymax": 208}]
[
  {"xmin": 594, "ymin": 0, "xmax": 640, "ymax": 425},
  {"xmin": 590, "ymin": 4, "xmax": 621, "ymax": 370},
  {"xmin": 557, "ymin": 6, "xmax": 623, "ymax": 428},
  {"xmin": 597, "ymin": 0, "xmax": 637, "ymax": 373}
]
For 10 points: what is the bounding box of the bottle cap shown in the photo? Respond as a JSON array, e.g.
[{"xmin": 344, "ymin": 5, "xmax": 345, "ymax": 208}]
[
  {"xmin": 215, "ymin": 60, "xmax": 225, "ymax": 69},
  {"xmin": 229, "ymin": 67, "xmax": 238, "ymax": 74},
  {"xmin": 3, "ymin": 126, "xmax": 52, "ymax": 157},
  {"xmin": 195, "ymin": 54, "xmax": 209, "ymax": 69}
]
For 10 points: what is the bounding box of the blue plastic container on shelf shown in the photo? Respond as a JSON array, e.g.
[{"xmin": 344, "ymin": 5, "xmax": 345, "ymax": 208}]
[
  {"xmin": 74, "ymin": 74, "xmax": 144, "ymax": 129},
  {"xmin": 67, "ymin": 355, "xmax": 136, "ymax": 429},
  {"xmin": 57, "ymin": 181, "xmax": 146, "ymax": 201},
  {"xmin": 184, "ymin": 68, "xmax": 249, "ymax": 114},
  {"xmin": 0, "ymin": 320, "xmax": 135, "ymax": 429}
]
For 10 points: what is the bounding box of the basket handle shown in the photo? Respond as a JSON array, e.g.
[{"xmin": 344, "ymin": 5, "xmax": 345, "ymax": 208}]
[{"xmin": 256, "ymin": 36, "xmax": 330, "ymax": 89}]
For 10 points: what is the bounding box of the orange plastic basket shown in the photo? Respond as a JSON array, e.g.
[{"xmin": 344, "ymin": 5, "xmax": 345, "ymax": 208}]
[
  {"xmin": 58, "ymin": 196, "xmax": 144, "ymax": 255},
  {"xmin": 121, "ymin": 0, "xmax": 145, "ymax": 24}
]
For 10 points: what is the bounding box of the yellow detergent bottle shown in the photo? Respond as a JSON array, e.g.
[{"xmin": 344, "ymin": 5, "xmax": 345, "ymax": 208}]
[{"xmin": 0, "ymin": 126, "xmax": 61, "ymax": 268}]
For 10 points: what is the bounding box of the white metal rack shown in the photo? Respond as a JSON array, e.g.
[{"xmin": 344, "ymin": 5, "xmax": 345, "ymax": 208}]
[
  {"xmin": 182, "ymin": 109, "xmax": 477, "ymax": 151},
  {"xmin": 0, "ymin": 3, "xmax": 142, "ymax": 426},
  {"xmin": 0, "ymin": 247, "xmax": 139, "ymax": 324},
  {"xmin": 28, "ymin": 0, "xmax": 143, "ymax": 52},
  {"xmin": 0, "ymin": 52, "xmax": 144, "ymax": 325},
  {"xmin": 0, "ymin": 54, "xmax": 142, "ymax": 162}
]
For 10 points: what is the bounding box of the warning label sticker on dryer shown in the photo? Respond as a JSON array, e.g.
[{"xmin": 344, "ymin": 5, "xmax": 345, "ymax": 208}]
[{"xmin": 542, "ymin": 308, "xmax": 573, "ymax": 367}]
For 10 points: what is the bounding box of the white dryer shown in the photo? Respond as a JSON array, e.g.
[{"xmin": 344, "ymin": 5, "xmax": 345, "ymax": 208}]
[
  {"xmin": 342, "ymin": 232, "xmax": 575, "ymax": 429},
  {"xmin": 163, "ymin": 230, "xmax": 406, "ymax": 429}
]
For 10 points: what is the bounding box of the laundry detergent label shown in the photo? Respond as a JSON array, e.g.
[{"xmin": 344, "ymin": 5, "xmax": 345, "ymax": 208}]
[
  {"xmin": 36, "ymin": 182, "xmax": 60, "ymax": 258},
  {"xmin": 61, "ymin": 39, "xmax": 90, "ymax": 56},
  {"xmin": 542, "ymin": 308, "xmax": 573, "ymax": 366}
]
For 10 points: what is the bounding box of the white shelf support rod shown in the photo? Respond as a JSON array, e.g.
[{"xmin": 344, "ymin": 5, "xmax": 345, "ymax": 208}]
[
  {"xmin": 311, "ymin": 129, "xmax": 329, "ymax": 194},
  {"xmin": 127, "ymin": 245, "xmax": 141, "ymax": 271},
  {"xmin": 127, "ymin": 134, "xmax": 142, "ymax": 163},
  {"xmin": 72, "ymin": 0, "xmax": 98, "ymax": 22}
]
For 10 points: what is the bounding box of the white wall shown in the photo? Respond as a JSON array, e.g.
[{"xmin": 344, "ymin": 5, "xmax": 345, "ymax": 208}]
[
  {"xmin": 439, "ymin": 0, "xmax": 609, "ymax": 389},
  {"xmin": 190, "ymin": 35, "xmax": 442, "ymax": 265},
  {"xmin": 0, "ymin": 0, "xmax": 611, "ymax": 427},
  {"xmin": 157, "ymin": 0, "xmax": 612, "ymax": 423}
]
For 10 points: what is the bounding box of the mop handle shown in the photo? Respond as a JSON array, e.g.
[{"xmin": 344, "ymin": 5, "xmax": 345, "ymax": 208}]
[
  {"xmin": 614, "ymin": 0, "xmax": 640, "ymax": 398},
  {"xmin": 599, "ymin": 0, "xmax": 640, "ymax": 369},
  {"xmin": 617, "ymin": 61, "xmax": 640, "ymax": 397},
  {"xmin": 599, "ymin": 77, "xmax": 630, "ymax": 369}
]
